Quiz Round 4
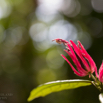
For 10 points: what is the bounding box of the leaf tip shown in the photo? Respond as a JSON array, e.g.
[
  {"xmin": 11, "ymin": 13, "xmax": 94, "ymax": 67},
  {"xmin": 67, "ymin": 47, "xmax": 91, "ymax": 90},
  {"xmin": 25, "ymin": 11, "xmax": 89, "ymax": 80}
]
[
  {"xmin": 27, "ymin": 97, "xmax": 31, "ymax": 102},
  {"xmin": 27, "ymin": 95, "xmax": 34, "ymax": 102}
]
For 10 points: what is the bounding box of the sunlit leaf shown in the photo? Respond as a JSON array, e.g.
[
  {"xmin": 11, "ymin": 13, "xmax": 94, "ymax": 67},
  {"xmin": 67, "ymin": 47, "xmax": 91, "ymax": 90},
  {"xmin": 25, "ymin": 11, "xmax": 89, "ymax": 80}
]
[{"xmin": 27, "ymin": 79, "xmax": 92, "ymax": 101}]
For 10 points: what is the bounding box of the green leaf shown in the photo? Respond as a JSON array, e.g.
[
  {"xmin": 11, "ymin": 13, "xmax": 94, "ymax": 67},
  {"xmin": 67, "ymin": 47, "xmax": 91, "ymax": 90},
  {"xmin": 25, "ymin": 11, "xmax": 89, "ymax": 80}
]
[{"xmin": 27, "ymin": 79, "xmax": 92, "ymax": 101}]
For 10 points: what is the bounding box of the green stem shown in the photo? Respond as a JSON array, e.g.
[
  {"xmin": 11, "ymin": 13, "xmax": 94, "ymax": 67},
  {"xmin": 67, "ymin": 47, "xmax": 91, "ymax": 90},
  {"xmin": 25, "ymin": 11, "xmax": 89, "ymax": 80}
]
[
  {"xmin": 90, "ymin": 73, "xmax": 102, "ymax": 92},
  {"xmin": 90, "ymin": 73, "xmax": 97, "ymax": 82}
]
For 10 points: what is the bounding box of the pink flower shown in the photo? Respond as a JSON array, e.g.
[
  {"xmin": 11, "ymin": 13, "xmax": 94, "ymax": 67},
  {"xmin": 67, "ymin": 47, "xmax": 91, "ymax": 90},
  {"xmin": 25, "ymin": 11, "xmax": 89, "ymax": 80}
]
[
  {"xmin": 53, "ymin": 38, "xmax": 97, "ymax": 77},
  {"xmin": 98, "ymin": 62, "xmax": 103, "ymax": 83}
]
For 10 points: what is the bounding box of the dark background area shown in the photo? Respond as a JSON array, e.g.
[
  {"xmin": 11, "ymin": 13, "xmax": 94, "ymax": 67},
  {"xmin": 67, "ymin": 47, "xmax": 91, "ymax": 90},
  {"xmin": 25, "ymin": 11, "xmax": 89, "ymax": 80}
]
[{"xmin": 0, "ymin": 0, "xmax": 103, "ymax": 103}]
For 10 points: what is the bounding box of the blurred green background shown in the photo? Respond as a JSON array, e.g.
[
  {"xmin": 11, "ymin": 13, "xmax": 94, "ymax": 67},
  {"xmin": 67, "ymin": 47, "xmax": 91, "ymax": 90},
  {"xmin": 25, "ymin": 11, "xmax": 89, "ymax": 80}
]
[{"xmin": 0, "ymin": 0, "xmax": 103, "ymax": 103}]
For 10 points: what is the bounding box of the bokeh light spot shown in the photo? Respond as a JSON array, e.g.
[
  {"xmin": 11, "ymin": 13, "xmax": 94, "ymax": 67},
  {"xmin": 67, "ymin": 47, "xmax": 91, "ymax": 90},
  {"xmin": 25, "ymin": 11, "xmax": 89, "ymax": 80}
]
[
  {"xmin": 49, "ymin": 20, "xmax": 78, "ymax": 43},
  {"xmin": 61, "ymin": 0, "xmax": 81, "ymax": 17},
  {"xmin": 29, "ymin": 23, "xmax": 48, "ymax": 42},
  {"xmin": 46, "ymin": 50, "xmax": 64, "ymax": 69},
  {"xmin": 92, "ymin": 0, "xmax": 103, "ymax": 13},
  {"xmin": 0, "ymin": 0, "xmax": 12, "ymax": 19}
]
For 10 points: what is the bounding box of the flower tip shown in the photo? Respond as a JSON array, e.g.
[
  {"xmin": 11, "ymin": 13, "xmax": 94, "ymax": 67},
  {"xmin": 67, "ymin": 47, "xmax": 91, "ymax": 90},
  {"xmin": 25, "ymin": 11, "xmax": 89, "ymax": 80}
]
[
  {"xmin": 100, "ymin": 61, "xmax": 103, "ymax": 68},
  {"xmin": 61, "ymin": 54, "xmax": 63, "ymax": 56},
  {"xmin": 61, "ymin": 54, "xmax": 66, "ymax": 59},
  {"xmin": 77, "ymin": 41, "xmax": 83, "ymax": 46},
  {"xmin": 101, "ymin": 62, "xmax": 103, "ymax": 67},
  {"xmin": 69, "ymin": 40, "xmax": 77, "ymax": 45},
  {"xmin": 69, "ymin": 40, "xmax": 73, "ymax": 42},
  {"xmin": 77, "ymin": 40, "xmax": 80, "ymax": 43},
  {"xmin": 52, "ymin": 38, "xmax": 62, "ymax": 44},
  {"xmin": 52, "ymin": 38, "xmax": 58, "ymax": 42}
]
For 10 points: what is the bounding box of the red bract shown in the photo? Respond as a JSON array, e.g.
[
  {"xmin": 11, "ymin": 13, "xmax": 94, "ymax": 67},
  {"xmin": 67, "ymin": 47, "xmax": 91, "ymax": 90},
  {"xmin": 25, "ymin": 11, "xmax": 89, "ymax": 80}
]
[
  {"xmin": 53, "ymin": 38, "xmax": 97, "ymax": 77},
  {"xmin": 98, "ymin": 62, "xmax": 103, "ymax": 83}
]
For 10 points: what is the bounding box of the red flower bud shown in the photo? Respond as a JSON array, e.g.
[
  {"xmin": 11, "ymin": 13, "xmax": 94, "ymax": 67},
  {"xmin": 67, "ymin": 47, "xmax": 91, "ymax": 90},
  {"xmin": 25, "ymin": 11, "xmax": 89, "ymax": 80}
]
[
  {"xmin": 53, "ymin": 38, "xmax": 97, "ymax": 77},
  {"xmin": 98, "ymin": 62, "xmax": 103, "ymax": 82}
]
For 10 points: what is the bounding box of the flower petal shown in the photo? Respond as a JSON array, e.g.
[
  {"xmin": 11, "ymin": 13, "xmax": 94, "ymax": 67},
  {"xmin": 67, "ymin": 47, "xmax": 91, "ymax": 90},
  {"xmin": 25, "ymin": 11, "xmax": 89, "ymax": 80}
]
[
  {"xmin": 64, "ymin": 50, "xmax": 87, "ymax": 75},
  {"xmin": 61, "ymin": 54, "xmax": 85, "ymax": 76},
  {"xmin": 70, "ymin": 40, "xmax": 90, "ymax": 71},
  {"xmin": 78, "ymin": 41, "xmax": 98, "ymax": 77},
  {"xmin": 99, "ymin": 62, "xmax": 103, "ymax": 82}
]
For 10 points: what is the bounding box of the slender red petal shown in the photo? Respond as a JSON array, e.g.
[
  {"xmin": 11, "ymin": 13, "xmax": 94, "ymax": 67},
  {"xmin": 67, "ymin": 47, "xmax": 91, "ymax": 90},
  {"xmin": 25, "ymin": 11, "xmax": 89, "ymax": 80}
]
[
  {"xmin": 99, "ymin": 62, "xmax": 103, "ymax": 82},
  {"xmin": 64, "ymin": 50, "xmax": 87, "ymax": 75},
  {"xmin": 99, "ymin": 62, "xmax": 103, "ymax": 74},
  {"xmin": 70, "ymin": 40, "xmax": 90, "ymax": 71},
  {"xmin": 66, "ymin": 43, "xmax": 85, "ymax": 73},
  {"xmin": 64, "ymin": 50, "xmax": 75, "ymax": 63},
  {"xmin": 61, "ymin": 54, "xmax": 85, "ymax": 76},
  {"xmin": 78, "ymin": 41, "xmax": 98, "ymax": 77}
]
